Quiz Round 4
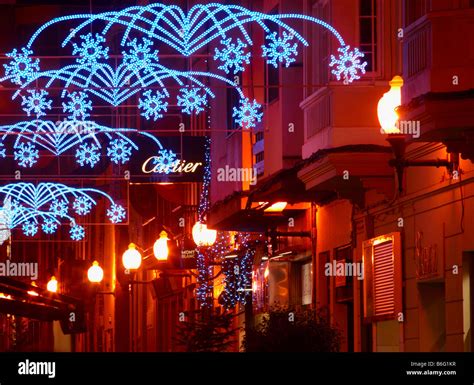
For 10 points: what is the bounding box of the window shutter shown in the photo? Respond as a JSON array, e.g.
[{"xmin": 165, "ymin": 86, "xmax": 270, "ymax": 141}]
[
  {"xmin": 363, "ymin": 233, "xmax": 402, "ymax": 321},
  {"xmin": 373, "ymin": 240, "xmax": 394, "ymax": 316}
]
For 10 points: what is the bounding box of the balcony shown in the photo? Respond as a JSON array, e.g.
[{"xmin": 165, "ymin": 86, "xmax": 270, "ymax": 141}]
[{"xmin": 399, "ymin": 9, "xmax": 474, "ymax": 160}]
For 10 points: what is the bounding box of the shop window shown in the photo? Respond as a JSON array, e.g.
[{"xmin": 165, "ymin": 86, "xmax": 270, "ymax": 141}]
[{"xmin": 363, "ymin": 233, "xmax": 402, "ymax": 321}]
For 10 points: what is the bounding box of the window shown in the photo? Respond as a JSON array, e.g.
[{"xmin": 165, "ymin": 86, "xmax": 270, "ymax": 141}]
[
  {"xmin": 226, "ymin": 73, "xmax": 240, "ymax": 135},
  {"xmin": 312, "ymin": 1, "xmax": 330, "ymax": 88},
  {"xmin": 404, "ymin": 0, "xmax": 429, "ymax": 26},
  {"xmin": 255, "ymin": 151, "xmax": 264, "ymax": 163},
  {"xmin": 265, "ymin": 7, "xmax": 280, "ymax": 103},
  {"xmin": 255, "ymin": 131, "xmax": 264, "ymax": 143},
  {"xmin": 359, "ymin": 0, "xmax": 378, "ymax": 72},
  {"xmin": 363, "ymin": 233, "xmax": 402, "ymax": 320}
]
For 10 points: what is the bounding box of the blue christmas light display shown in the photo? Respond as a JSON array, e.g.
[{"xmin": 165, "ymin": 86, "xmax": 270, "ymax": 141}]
[
  {"xmin": 0, "ymin": 182, "xmax": 126, "ymax": 240},
  {"xmin": 107, "ymin": 139, "xmax": 133, "ymax": 165},
  {"xmin": 62, "ymin": 91, "xmax": 92, "ymax": 121},
  {"xmin": 22, "ymin": 221, "xmax": 38, "ymax": 237},
  {"xmin": 14, "ymin": 142, "xmax": 39, "ymax": 168},
  {"xmin": 329, "ymin": 45, "xmax": 367, "ymax": 83},
  {"xmin": 177, "ymin": 87, "xmax": 207, "ymax": 115},
  {"xmin": 196, "ymin": 137, "xmax": 213, "ymax": 307},
  {"xmin": 153, "ymin": 149, "xmax": 177, "ymax": 174},
  {"xmin": 72, "ymin": 196, "xmax": 92, "ymax": 216},
  {"xmin": 123, "ymin": 38, "xmax": 159, "ymax": 72},
  {"xmin": 214, "ymin": 38, "xmax": 251, "ymax": 74},
  {"xmin": 221, "ymin": 238, "xmax": 254, "ymax": 309},
  {"xmin": 42, "ymin": 218, "xmax": 58, "ymax": 235},
  {"xmin": 107, "ymin": 203, "xmax": 126, "ymax": 224},
  {"xmin": 72, "ymin": 33, "xmax": 109, "ymax": 65},
  {"xmin": 75, "ymin": 142, "xmax": 101, "ymax": 168},
  {"xmin": 3, "ymin": 48, "xmax": 39, "ymax": 85},
  {"xmin": 69, "ymin": 224, "xmax": 85, "ymax": 241},
  {"xmin": 262, "ymin": 31, "xmax": 298, "ymax": 68},
  {"xmin": 0, "ymin": 2, "xmax": 366, "ymax": 140},
  {"xmin": 233, "ymin": 98, "xmax": 263, "ymax": 129},
  {"xmin": 21, "ymin": 90, "xmax": 52, "ymax": 118},
  {"xmin": 0, "ymin": 120, "xmax": 165, "ymax": 168},
  {"xmin": 139, "ymin": 90, "xmax": 168, "ymax": 121}
]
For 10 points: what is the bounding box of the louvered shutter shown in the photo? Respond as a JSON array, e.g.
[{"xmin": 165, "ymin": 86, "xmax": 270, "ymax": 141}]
[
  {"xmin": 363, "ymin": 233, "xmax": 402, "ymax": 321},
  {"xmin": 373, "ymin": 240, "xmax": 394, "ymax": 316}
]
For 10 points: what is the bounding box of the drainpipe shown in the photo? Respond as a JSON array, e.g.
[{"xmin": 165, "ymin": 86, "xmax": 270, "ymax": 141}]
[{"xmin": 311, "ymin": 203, "xmax": 318, "ymax": 311}]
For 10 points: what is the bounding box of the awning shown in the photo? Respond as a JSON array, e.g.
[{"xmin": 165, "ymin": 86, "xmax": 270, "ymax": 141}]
[{"xmin": 0, "ymin": 277, "xmax": 83, "ymax": 325}]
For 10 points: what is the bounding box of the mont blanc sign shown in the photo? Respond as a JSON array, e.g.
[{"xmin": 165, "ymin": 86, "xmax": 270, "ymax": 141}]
[{"xmin": 129, "ymin": 136, "xmax": 207, "ymax": 183}]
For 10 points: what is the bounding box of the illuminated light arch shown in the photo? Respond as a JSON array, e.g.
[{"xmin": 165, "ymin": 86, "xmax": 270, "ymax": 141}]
[
  {"xmin": 0, "ymin": 182, "xmax": 126, "ymax": 240},
  {"xmin": 0, "ymin": 2, "xmax": 367, "ymax": 141},
  {"xmin": 0, "ymin": 120, "xmax": 164, "ymax": 168}
]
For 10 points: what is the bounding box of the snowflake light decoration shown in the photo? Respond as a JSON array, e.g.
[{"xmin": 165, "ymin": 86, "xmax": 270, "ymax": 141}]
[
  {"xmin": 42, "ymin": 218, "xmax": 58, "ymax": 234},
  {"xmin": 49, "ymin": 199, "xmax": 68, "ymax": 217},
  {"xmin": 123, "ymin": 38, "xmax": 159, "ymax": 73},
  {"xmin": 153, "ymin": 149, "xmax": 177, "ymax": 174},
  {"xmin": 22, "ymin": 221, "xmax": 38, "ymax": 237},
  {"xmin": 62, "ymin": 91, "xmax": 92, "ymax": 120},
  {"xmin": 329, "ymin": 45, "xmax": 367, "ymax": 83},
  {"xmin": 14, "ymin": 142, "xmax": 39, "ymax": 168},
  {"xmin": 0, "ymin": 143, "xmax": 5, "ymax": 158},
  {"xmin": 0, "ymin": 183, "xmax": 126, "ymax": 240},
  {"xmin": 75, "ymin": 143, "xmax": 100, "ymax": 167},
  {"xmin": 233, "ymin": 98, "xmax": 263, "ymax": 129},
  {"xmin": 0, "ymin": 120, "xmax": 163, "ymax": 168},
  {"xmin": 107, "ymin": 204, "xmax": 126, "ymax": 224},
  {"xmin": 139, "ymin": 90, "xmax": 168, "ymax": 121},
  {"xmin": 72, "ymin": 33, "xmax": 109, "ymax": 65},
  {"xmin": 21, "ymin": 89, "xmax": 52, "ymax": 118},
  {"xmin": 177, "ymin": 88, "xmax": 207, "ymax": 115},
  {"xmin": 70, "ymin": 224, "xmax": 85, "ymax": 241},
  {"xmin": 3, "ymin": 48, "xmax": 40, "ymax": 85},
  {"xmin": 73, "ymin": 196, "xmax": 92, "ymax": 216},
  {"xmin": 214, "ymin": 38, "xmax": 251, "ymax": 74},
  {"xmin": 262, "ymin": 31, "xmax": 298, "ymax": 68},
  {"xmin": 107, "ymin": 139, "xmax": 133, "ymax": 164}
]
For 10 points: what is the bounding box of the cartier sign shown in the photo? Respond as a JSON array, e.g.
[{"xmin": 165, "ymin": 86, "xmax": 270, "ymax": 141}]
[{"xmin": 129, "ymin": 136, "xmax": 207, "ymax": 183}]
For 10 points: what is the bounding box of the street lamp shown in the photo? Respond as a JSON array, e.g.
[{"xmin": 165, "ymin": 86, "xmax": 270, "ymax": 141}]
[
  {"xmin": 87, "ymin": 261, "xmax": 104, "ymax": 283},
  {"xmin": 153, "ymin": 231, "xmax": 169, "ymax": 261},
  {"xmin": 377, "ymin": 75, "xmax": 403, "ymax": 134},
  {"xmin": 47, "ymin": 276, "xmax": 58, "ymax": 293},
  {"xmin": 192, "ymin": 221, "xmax": 217, "ymax": 247},
  {"xmin": 122, "ymin": 243, "xmax": 142, "ymax": 270}
]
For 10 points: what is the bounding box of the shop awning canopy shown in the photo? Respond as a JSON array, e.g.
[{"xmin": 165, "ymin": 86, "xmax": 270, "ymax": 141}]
[{"xmin": 0, "ymin": 277, "xmax": 82, "ymax": 322}]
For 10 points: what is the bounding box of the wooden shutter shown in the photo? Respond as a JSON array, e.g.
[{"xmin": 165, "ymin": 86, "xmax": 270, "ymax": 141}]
[
  {"xmin": 363, "ymin": 233, "xmax": 402, "ymax": 321},
  {"xmin": 373, "ymin": 241, "xmax": 395, "ymax": 316}
]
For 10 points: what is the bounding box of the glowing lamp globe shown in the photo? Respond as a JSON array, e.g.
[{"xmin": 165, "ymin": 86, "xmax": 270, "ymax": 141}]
[
  {"xmin": 47, "ymin": 276, "xmax": 58, "ymax": 293},
  {"xmin": 153, "ymin": 231, "xmax": 169, "ymax": 261},
  {"xmin": 122, "ymin": 243, "xmax": 142, "ymax": 270},
  {"xmin": 377, "ymin": 75, "xmax": 404, "ymax": 134},
  {"xmin": 192, "ymin": 222, "xmax": 217, "ymax": 247},
  {"xmin": 88, "ymin": 261, "xmax": 104, "ymax": 283}
]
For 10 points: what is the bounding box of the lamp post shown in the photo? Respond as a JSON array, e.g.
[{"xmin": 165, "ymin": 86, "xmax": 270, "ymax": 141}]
[
  {"xmin": 87, "ymin": 261, "xmax": 104, "ymax": 283},
  {"xmin": 153, "ymin": 231, "xmax": 169, "ymax": 261},
  {"xmin": 378, "ymin": 75, "xmax": 458, "ymax": 191},
  {"xmin": 192, "ymin": 221, "xmax": 217, "ymax": 247},
  {"xmin": 122, "ymin": 232, "xmax": 170, "ymax": 352},
  {"xmin": 47, "ymin": 276, "xmax": 58, "ymax": 293}
]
